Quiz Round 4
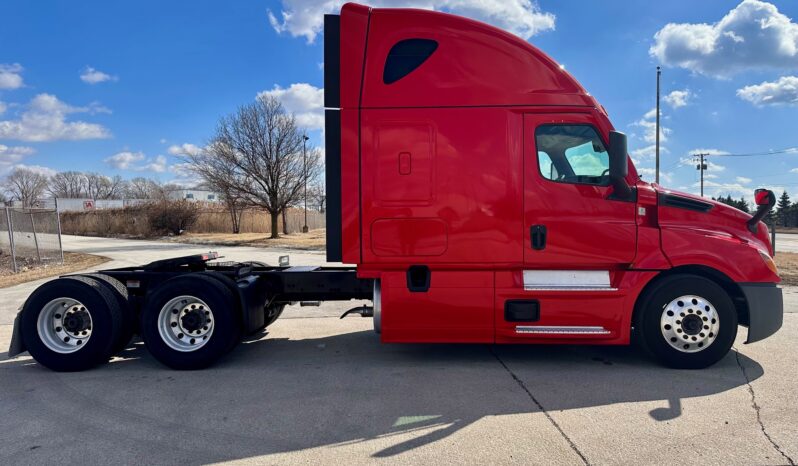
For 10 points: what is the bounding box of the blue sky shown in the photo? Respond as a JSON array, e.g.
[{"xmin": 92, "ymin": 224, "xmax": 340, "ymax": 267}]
[{"xmin": 1, "ymin": 0, "xmax": 797, "ymax": 200}]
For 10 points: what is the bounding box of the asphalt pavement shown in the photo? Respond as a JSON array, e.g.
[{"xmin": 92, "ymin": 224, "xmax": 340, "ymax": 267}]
[{"xmin": 0, "ymin": 235, "xmax": 796, "ymax": 465}]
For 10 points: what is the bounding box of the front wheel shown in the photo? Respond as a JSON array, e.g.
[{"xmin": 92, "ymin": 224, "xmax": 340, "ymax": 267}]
[{"xmin": 634, "ymin": 274, "xmax": 738, "ymax": 369}]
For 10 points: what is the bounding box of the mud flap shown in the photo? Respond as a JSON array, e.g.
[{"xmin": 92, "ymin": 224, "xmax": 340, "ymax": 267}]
[
  {"xmin": 8, "ymin": 311, "xmax": 26, "ymax": 358},
  {"xmin": 741, "ymin": 283, "xmax": 783, "ymax": 344}
]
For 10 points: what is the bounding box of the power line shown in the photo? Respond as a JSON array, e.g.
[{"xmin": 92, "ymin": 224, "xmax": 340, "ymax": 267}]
[{"xmin": 704, "ymin": 148, "xmax": 798, "ymax": 157}]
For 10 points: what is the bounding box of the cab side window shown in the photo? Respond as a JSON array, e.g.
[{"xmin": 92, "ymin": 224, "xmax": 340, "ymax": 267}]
[{"xmin": 535, "ymin": 125, "xmax": 610, "ymax": 185}]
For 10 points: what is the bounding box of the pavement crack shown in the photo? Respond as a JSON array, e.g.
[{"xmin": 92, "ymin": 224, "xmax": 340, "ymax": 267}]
[
  {"xmin": 734, "ymin": 348, "xmax": 795, "ymax": 466},
  {"xmin": 490, "ymin": 347, "xmax": 590, "ymax": 466}
]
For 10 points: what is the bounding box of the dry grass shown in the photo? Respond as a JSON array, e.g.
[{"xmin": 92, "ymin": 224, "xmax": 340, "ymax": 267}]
[
  {"xmin": 775, "ymin": 252, "xmax": 798, "ymax": 286},
  {"xmin": 0, "ymin": 252, "xmax": 110, "ymax": 288},
  {"xmin": 61, "ymin": 205, "xmax": 325, "ymax": 237},
  {"xmin": 165, "ymin": 228, "xmax": 326, "ymax": 251}
]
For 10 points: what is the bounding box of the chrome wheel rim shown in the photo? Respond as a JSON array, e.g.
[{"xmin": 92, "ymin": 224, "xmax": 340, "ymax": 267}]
[
  {"xmin": 157, "ymin": 295, "xmax": 214, "ymax": 352},
  {"xmin": 36, "ymin": 298, "xmax": 93, "ymax": 354},
  {"xmin": 660, "ymin": 295, "xmax": 720, "ymax": 353}
]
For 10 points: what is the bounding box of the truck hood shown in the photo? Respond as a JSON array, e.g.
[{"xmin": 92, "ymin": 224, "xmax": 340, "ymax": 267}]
[{"xmin": 655, "ymin": 187, "xmax": 773, "ymax": 255}]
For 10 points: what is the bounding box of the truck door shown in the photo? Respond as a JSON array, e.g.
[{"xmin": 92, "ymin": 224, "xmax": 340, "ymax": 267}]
[{"xmin": 523, "ymin": 113, "xmax": 636, "ymax": 268}]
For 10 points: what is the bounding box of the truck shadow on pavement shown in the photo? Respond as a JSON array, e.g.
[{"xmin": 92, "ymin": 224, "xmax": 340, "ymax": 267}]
[{"xmin": 0, "ymin": 328, "xmax": 763, "ymax": 463}]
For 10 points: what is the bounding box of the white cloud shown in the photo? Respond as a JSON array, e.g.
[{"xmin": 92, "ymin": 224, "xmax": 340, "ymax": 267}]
[
  {"xmin": 79, "ymin": 66, "xmax": 118, "ymax": 84},
  {"xmin": 650, "ymin": 0, "xmax": 798, "ymax": 77},
  {"xmin": 663, "ymin": 89, "xmax": 691, "ymax": 108},
  {"xmin": 0, "ymin": 101, "xmax": 6, "ymax": 115},
  {"xmin": 0, "ymin": 94, "xmax": 111, "ymax": 142},
  {"xmin": 737, "ymin": 76, "xmax": 798, "ymax": 105},
  {"xmin": 736, "ymin": 176, "xmax": 752, "ymax": 184},
  {"xmin": 630, "ymin": 144, "xmax": 669, "ymax": 161},
  {"xmin": 143, "ymin": 155, "xmax": 167, "ymax": 173},
  {"xmin": 12, "ymin": 164, "xmax": 57, "ymax": 177},
  {"xmin": 790, "ymin": 168, "xmax": 798, "ymax": 174},
  {"xmin": 268, "ymin": 0, "xmax": 555, "ymax": 43},
  {"xmin": 698, "ymin": 180, "xmax": 749, "ymax": 198},
  {"xmin": 0, "ymin": 144, "xmax": 35, "ymax": 172},
  {"xmin": 167, "ymin": 162, "xmax": 202, "ymax": 186},
  {"xmin": 633, "ymin": 115, "xmax": 671, "ymax": 144},
  {"xmin": 629, "ymin": 106, "xmax": 671, "ymax": 164},
  {"xmin": 103, "ymin": 151, "xmax": 166, "ymax": 172},
  {"xmin": 257, "ymin": 83, "xmax": 324, "ymax": 130},
  {"xmin": 104, "ymin": 151, "xmax": 145, "ymax": 170},
  {"xmin": 0, "ymin": 63, "xmax": 24, "ymax": 90},
  {"xmin": 167, "ymin": 143, "xmax": 202, "ymax": 157},
  {"xmin": 637, "ymin": 167, "xmax": 673, "ymax": 184}
]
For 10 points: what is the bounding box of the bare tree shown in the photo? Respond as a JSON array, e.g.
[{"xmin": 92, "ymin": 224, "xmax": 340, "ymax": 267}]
[
  {"xmin": 184, "ymin": 142, "xmax": 248, "ymax": 234},
  {"xmin": 49, "ymin": 171, "xmax": 87, "ymax": 198},
  {"xmin": 3, "ymin": 167, "xmax": 50, "ymax": 207},
  {"xmin": 125, "ymin": 177, "xmax": 162, "ymax": 199},
  {"xmin": 193, "ymin": 96, "xmax": 321, "ymax": 238},
  {"xmin": 308, "ymin": 181, "xmax": 326, "ymax": 213},
  {"xmin": 85, "ymin": 173, "xmax": 126, "ymax": 199}
]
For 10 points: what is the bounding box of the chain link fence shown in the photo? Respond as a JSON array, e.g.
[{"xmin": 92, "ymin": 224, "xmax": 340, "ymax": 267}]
[{"xmin": 0, "ymin": 207, "xmax": 64, "ymax": 273}]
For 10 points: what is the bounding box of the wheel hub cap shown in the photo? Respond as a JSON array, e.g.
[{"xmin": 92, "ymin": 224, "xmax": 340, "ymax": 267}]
[
  {"xmin": 660, "ymin": 295, "xmax": 721, "ymax": 353},
  {"xmin": 158, "ymin": 296, "xmax": 214, "ymax": 352},
  {"xmin": 36, "ymin": 298, "xmax": 93, "ymax": 354}
]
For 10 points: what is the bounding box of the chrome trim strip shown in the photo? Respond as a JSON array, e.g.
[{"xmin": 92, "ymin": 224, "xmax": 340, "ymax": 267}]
[
  {"xmin": 523, "ymin": 270, "xmax": 612, "ymax": 291},
  {"xmin": 524, "ymin": 287, "xmax": 618, "ymax": 292},
  {"xmin": 515, "ymin": 325, "xmax": 611, "ymax": 335}
]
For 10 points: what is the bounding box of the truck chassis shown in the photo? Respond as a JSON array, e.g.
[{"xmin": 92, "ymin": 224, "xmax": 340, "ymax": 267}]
[{"xmin": 9, "ymin": 253, "xmax": 373, "ymax": 371}]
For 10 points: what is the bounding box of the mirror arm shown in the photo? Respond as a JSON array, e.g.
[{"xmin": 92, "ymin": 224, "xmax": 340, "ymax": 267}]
[
  {"xmin": 747, "ymin": 190, "xmax": 776, "ymax": 234},
  {"xmin": 611, "ymin": 176, "xmax": 632, "ymax": 199}
]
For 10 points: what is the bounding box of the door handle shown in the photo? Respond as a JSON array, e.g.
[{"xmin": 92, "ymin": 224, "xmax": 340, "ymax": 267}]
[{"xmin": 531, "ymin": 225, "xmax": 547, "ymax": 250}]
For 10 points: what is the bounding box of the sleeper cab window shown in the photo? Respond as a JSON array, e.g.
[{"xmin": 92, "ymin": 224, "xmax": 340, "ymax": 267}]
[
  {"xmin": 535, "ymin": 125, "xmax": 610, "ymax": 186},
  {"xmin": 383, "ymin": 39, "xmax": 438, "ymax": 84}
]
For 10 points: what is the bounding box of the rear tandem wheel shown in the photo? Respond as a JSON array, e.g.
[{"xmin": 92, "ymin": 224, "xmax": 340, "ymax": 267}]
[
  {"xmin": 19, "ymin": 276, "xmax": 124, "ymax": 371},
  {"xmin": 140, "ymin": 274, "xmax": 242, "ymax": 370}
]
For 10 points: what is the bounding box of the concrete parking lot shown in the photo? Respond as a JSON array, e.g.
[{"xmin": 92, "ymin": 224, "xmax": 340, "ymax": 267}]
[{"xmin": 0, "ymin": 236, "xmax": 796, "ymax": 465}]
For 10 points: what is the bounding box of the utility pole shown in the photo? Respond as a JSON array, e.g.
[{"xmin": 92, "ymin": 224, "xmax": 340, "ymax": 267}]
[
  {"xmin": 694, "ymin": 152, "xmax": 708, "ymax": 197},
  {"xmin": 655, "ymin": 66, "xmax": 661, "ymax": 184},
  {"xmin": 302, "ymin": 134, "xmax": 310, "ymax": 233}
]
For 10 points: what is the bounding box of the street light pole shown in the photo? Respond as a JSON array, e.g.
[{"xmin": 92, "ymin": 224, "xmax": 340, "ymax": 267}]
[
  {"xmin": 655, "ymin": 66, "xmax": 661, "ymax": 184},
  {"xmin": 302, "ymin": 134, "xmax": 310, "ymax": 233}
]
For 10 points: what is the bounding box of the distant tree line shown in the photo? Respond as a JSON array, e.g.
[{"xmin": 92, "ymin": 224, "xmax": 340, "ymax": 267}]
[
  {"xmin": 713, "ymin": 190, "xmax": 798, "ymax": 228},
  {"xmin": 0, "ymin": 168, "xmax": 187, "ymax": 208}
]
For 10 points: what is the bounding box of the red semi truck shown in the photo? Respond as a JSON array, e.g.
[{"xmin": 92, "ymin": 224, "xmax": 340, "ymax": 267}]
[{"xmin": 9, "ymin": 3, "xmax": 783, "ymax": 371}]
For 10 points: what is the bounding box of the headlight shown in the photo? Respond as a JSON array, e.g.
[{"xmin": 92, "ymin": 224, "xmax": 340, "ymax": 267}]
[{"xmin": 759, "ymin": 250, "xmax": 779, "ymax": 276}]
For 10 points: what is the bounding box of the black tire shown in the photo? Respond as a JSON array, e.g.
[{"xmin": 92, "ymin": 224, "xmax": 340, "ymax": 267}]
[
  {"xmin": 20, "ymin": 276, "xmax": 123, "ymax": 372},
  {"xmin": 198, "ymin": 272, "xmax": 243, "ymax": 353},
  {"xmin": 264, "ymin": 303, "xmax": 286, "ymax": 328},
  {"xmin": 141, "ymin": 274, "xmax": 241, "ymax": 370},
  {"xmin": 83, "ymin": 273, "xmax": 136, "ymax": 355},
  {"xmin": 634, "ymin": 274, "xmax": 737, "ymax": 369}
]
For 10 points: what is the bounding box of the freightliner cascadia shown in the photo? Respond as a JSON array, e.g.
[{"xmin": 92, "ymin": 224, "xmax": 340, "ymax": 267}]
[{"xmin": 8, "ymin": 3, "xmax": 783, "ymax": 371}]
